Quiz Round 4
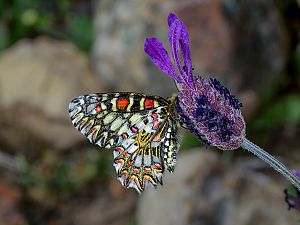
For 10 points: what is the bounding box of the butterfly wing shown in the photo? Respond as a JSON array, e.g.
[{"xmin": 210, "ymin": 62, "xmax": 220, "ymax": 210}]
[
  {"xmin": 69, "ymin": 92, "xmax": 179, "ymax": 193},
  {"xmin": 114, "ymin": 106, "xmax": 174, "ymax": 193},
  {"xmin": 69, "ymin": 93, "xmax": 169, "ymax": 148}
]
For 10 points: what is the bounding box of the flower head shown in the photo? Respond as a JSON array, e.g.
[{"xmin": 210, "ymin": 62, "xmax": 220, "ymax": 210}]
[
  {"xmin": 144, "ymin": 13, "xmax": 245, "ymax": 150},
  {"xmin": 284, "ymin": 170, "xmax": 300, "ymax": 211}
]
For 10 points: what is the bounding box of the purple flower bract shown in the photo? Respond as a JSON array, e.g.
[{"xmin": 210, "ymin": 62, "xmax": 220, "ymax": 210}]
[
  {"xmin": 144, "ymin": 13, "xmax": 245, "ymax": 150},
  {"xmin": 284, "ymin": 170, "xmax": 300, "ymax": 211}
]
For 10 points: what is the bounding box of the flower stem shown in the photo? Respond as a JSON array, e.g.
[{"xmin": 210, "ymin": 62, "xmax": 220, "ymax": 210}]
[{"xmin": 241, "ymin": 138, "xmax": 300, "ymax": 192}]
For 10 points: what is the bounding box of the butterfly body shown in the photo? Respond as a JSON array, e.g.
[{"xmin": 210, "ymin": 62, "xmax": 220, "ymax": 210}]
[{"xmin": 69, "ymin": 92, "xmax": 180, "ymax": 193}]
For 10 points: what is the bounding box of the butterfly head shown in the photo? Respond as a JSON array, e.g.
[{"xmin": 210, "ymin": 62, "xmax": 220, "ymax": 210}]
[{"xmin": 145, "ymin": 13, "xmax": 246, "ymax": 150}]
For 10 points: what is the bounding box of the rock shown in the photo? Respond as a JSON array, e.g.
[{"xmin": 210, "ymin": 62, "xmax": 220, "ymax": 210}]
[
  {"xmin": 50, "ymin": 181, "xmax": 137, "ymax": 225},
  {"xmin": 0, "ymin": 37, "xmax": 103, "ymax": 152},
  {"xmin": 181, "ymin": 0, "xmax": 287, "ymax": 118},
  {"xmin": 138, "ymin": 149, "xmax": 219, "ymax": 225},
  {"xmin": 93, "ymin": 0, "xmax": 178, "ymax": 96},
  {"xmin": 93, "ymin": 0, "xmax": 288, "ymax": 117},
  {"xmin": 179, "ymin": 0, "xmax": 287, "ymax": 87},
  {"xmin": 137, "ymin": 148, "xmax": 298, "ymax": 225}
]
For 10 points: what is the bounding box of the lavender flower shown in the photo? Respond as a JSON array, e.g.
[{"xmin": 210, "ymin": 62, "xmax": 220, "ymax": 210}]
[
  {"xmin": 144, "ymin": 13, "xmax": 300, "ymax": 191},
  {"xmin": 145, "ymin": 13, "xmax": 245, "ymax": 150},
  {"xmin": 285, "ymin": 170, "xmax": 300, "ymax": 211}
]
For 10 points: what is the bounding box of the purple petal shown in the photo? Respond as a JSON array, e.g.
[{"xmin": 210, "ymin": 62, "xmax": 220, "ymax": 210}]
[
  {"xmin": 169, "ymin": 20, "xmax": 184, "ymax": 77},
  {"xmin": 179, "ymin": 22, "xmax": 193, "ymax": 84},
  {"xmin": 292, "ymin": 169, "xmax": 300, "ymax": 179},
  {"xmin": 168, "ymin": 13, "xmax": 178, "ymax": 27},
  {"xmin": 168, "ymin": 19, "xmax": 193, "ymax": 85},
  {"xmin": 144, "ymin": 38, "xmax": 182, "ymax": 83}
]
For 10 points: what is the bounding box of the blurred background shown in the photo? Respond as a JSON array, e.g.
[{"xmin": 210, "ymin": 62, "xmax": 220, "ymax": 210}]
[{"xmin": 0, "ymin": 0, "xmax": 300, "ymax": 224}]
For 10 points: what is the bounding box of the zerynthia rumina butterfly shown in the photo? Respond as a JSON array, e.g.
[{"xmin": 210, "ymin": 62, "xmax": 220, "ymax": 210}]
[{"xmin": 69, "ymin": 13, "xmax": 300, "ymax": 194}]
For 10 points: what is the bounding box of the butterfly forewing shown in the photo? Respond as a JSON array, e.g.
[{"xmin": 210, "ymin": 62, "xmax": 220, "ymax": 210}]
[
  {"xmin": 69, "ymin": 93, "xmax": 169, "ymax": 148},
  {"xmin": 69, "ymin": 92, "xmax": 179, "ymax": 193}
]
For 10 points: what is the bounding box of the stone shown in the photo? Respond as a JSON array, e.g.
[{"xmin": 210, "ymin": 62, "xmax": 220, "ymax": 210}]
[
  {"xmin": 93, "ymin": 0, "xmax": 288, "ymax": 117},
  {"xmin": 0, "ymin": 37, "xmax": 103, "ymax": 152},
  {"xmin": 50, "ymin": 182, "xmax": 137, "ymax": 225},
  {"xmin": 137, "ymin": 148, "xmax": 298, "ymax": 225},
  {"xmin": 93, "ymin": 0, "xmax": 178, "ymax": 96},
  {"xmin": 177, "ymin": 0, "xmax": 288, "ymax": 117}
]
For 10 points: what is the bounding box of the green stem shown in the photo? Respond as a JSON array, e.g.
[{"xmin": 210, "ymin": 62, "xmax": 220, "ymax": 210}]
[{"xmin": 241, "ymin": 138, "xmax": 300, "ymax": 191}]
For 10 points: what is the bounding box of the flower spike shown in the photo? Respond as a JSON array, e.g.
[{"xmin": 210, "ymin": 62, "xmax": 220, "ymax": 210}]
[
  {"xmin": 284, "ymin": 170, "xmax": 300, "ymax": 211},
  {"xmin": 144, "ymin": 12, "xmax": 300, "ymax": 192}
]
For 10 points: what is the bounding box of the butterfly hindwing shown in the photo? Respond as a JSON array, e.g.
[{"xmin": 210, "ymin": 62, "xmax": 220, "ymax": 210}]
[
  {"xmin": 69, "ymin": 92, "xmax": 179, "ymax": 193},
  {"xmin": 162, "ymin": 120, "xmax": 179, "ymax": 173},
  {"xmin": 114, "ymin": 107, "xmax": 169, "ymax": 193}
]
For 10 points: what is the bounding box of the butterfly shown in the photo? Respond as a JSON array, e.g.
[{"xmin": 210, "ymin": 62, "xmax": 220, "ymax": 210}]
[{"xmin": 69, "ymin": 92, "xmax": 183, "ymax": 193}]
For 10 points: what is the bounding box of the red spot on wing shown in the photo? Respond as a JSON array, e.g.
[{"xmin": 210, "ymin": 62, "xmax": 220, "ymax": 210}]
[
  {"xmin": 130, "ymin": 127, "xmax": 138, "ymax": 133},
  {"xmin": 151, "ymin": 113, "xmax": 160, "ymax": 129},
  {"xmin": 153, "ymin": 121, "xmax": 161, "ymax": 129},
  {"xmin": 117, "ymin": 98, "xmax": 129, "ymax": 110},
  {"xmin": 116, "ymin": 147, "xmax": 124, "ymax": 154},
  {"xmin": 154, "ymin": 163, "xmax": 163, "ymax": 173},
  {"xmin": 96, "ymin": 105, "xmax": 102, "ymax": 112},
  {"xmin": 151, "ymin": 113, "xmax": 158, "ymax": 120},
  {"xmin": 144, "ymin": 99, "xmax": 154, "ymax": 109},
  {"xmin": 144, "ymin": 167, "xmax": 152, "ymax": 173},
  {"xmin": 154, "ymin": 163, "xmax": 162, "ymax": 169},
  {"xmin": 115, "ymin": 158, "xmax": 125, "ymax": 167}
]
